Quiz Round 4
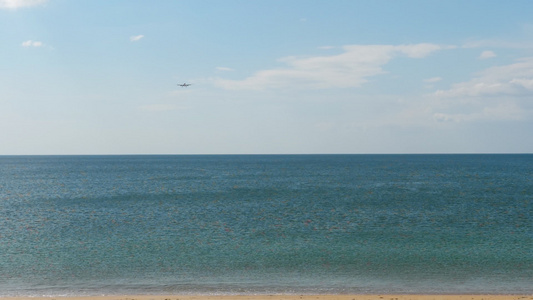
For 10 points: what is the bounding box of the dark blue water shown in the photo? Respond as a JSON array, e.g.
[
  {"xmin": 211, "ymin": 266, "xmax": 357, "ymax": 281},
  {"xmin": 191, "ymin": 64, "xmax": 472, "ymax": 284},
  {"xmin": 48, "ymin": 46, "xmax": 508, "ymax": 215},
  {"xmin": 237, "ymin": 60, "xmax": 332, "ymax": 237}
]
[{"xmin": 0, "ymin": 155, "xmax": 531, "ymax": 296}]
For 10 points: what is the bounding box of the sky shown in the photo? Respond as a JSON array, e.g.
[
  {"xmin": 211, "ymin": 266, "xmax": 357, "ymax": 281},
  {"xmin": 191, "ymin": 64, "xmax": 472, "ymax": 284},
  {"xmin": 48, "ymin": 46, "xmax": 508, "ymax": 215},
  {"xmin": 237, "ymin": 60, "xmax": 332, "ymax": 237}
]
[{"xmin": 1, "ymin": 0, "xmax": 533, "ymax": 155}]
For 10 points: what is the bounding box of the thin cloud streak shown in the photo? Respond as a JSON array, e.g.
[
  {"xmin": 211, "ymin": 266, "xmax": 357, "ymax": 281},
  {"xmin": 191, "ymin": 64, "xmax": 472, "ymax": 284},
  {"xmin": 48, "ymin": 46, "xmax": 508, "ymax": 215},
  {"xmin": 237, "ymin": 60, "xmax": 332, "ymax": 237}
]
[
  {"xmin": 424, "ymin": 77, "xmax": 442, "ymax": 83},
  {"xmin": 130, "ymin": 35, "xmax": 144, "ymax": 42},
  {"xmin": 216, "ymin": 67, "xmax": 234, "ymax": 72},
  {"xmin": 21, "ymin": 40, "xmax": 43, "ymax": 47},
  {"xmin": 462, "ymin": 39, "xmax": 533, "ymax": 49},
  {"xmin": 214, "ymin": 43, "xmax": 446, "ymax": 90},
  {"xmin": 479, "ymin": 50, "xmax": 496, "ymax": 59},
  {"xmin": 433, "ymin": 102, "xmax": 527, "ymax": 123}
]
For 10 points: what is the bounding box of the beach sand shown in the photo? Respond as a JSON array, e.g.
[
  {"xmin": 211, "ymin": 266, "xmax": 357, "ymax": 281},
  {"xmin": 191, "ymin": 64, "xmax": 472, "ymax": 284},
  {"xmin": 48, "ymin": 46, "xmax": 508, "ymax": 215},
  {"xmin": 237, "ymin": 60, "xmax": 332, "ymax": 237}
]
[{"xmin": 1, "ymin": 295, "xmax": 532, "ymax": 300}]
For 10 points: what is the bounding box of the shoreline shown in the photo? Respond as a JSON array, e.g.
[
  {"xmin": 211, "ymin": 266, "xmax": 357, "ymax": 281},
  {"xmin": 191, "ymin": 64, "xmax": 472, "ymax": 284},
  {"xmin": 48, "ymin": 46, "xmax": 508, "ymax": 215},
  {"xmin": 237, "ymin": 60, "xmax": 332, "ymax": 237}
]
[{"xmin": 1, "ymin": 295, "xmax": 532, "ymax": 300}]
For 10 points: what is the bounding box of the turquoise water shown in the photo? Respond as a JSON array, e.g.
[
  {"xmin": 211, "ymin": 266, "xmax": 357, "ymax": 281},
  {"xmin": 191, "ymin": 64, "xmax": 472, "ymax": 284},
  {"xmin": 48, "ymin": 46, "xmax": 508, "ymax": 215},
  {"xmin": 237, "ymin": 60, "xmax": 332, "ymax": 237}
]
[{"xmin": 0, "ymin": 155, "xmax": 531, "ymax": 296}]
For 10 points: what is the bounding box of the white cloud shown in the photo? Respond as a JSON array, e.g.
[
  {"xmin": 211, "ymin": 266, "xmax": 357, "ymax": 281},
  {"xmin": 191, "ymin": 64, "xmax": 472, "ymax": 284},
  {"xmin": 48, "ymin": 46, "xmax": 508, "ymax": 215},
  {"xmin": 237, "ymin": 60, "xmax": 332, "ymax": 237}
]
[
  {"xmin": 479, "ymin": 50, "xmax": 496, "ymax": 59},
  {"xmin": 21, "ymin": 40, "xmax": 43, "ymax": 47},
  {"xmin": 427, "ymin": 57, "xmax": 533, "ymax": 123},
  {"xmin": 130, "ymin": 35, "xmax": 144, "ymax": 42},
  {"xmin": 0, "ymin": 0, "xmax": 46, "ymax": 9},
  {"xmin": 434, "ymin": 57, "xmax": 533, "ymax": 98},
  {"xmin": 509, "ymin": 78, "xmax": 533, "ymax": 89},
  {"xmin": 214, "ymin": 43, "xmax": 445, "ymax": 90}
]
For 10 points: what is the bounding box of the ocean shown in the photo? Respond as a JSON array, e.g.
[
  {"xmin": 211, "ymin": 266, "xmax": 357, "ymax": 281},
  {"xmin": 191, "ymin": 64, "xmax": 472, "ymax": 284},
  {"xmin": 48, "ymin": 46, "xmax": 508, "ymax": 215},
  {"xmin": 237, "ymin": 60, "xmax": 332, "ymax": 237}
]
[{"xmin": 0, "ymin": 155, "xmax": 531, "ymax": 296}]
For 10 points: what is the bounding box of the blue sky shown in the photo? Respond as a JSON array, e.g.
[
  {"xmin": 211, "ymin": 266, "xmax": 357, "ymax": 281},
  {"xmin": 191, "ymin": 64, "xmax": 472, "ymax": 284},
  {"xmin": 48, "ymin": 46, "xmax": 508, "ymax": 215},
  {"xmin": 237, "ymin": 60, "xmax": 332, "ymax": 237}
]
[{"xmin": 1, "ymin": 0, "xmax": 533, "ymax": 154}]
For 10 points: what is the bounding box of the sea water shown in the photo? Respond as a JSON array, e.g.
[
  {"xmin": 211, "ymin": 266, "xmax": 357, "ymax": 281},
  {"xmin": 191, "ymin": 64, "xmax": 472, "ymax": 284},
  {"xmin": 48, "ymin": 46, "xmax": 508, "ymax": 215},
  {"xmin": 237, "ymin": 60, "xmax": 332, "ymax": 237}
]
[{"xmin": 0, "ymin": 155, "xmax": 531, "ymax": 296}]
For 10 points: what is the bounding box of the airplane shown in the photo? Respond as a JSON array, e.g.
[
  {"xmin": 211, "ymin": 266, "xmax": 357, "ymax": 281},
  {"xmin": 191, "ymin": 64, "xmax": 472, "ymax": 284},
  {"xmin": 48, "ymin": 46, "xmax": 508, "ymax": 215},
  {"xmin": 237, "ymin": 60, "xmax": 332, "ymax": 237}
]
[{"xmin": 177, "ymin": 83, "xmax": 192, "ymax": 87}]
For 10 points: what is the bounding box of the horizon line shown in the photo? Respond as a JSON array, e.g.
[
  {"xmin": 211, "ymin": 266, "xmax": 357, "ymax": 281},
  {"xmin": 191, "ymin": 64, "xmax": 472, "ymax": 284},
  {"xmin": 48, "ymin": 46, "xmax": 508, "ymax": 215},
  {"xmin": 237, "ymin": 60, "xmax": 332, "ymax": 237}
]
[{"xmin": 0, "ymin": 153, "xmax": 532, "ymax": 156}]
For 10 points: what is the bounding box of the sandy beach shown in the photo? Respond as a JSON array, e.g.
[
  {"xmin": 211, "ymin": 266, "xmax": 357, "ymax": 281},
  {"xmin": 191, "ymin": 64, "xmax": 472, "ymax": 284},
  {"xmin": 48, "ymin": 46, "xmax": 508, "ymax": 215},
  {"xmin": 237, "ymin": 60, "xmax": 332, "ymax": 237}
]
[{"xmin": 1, "ymin": 295, "xmax": 532, "ymax": 300}]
